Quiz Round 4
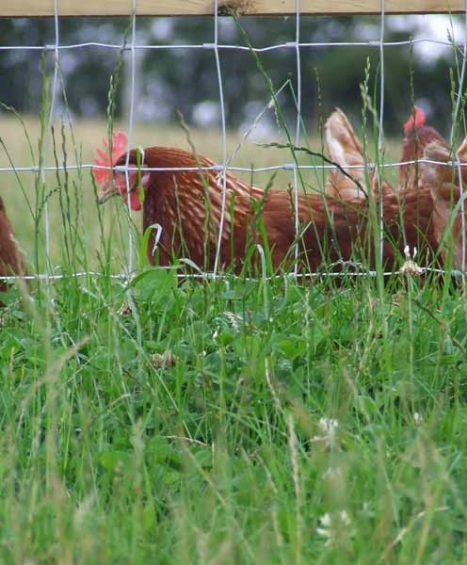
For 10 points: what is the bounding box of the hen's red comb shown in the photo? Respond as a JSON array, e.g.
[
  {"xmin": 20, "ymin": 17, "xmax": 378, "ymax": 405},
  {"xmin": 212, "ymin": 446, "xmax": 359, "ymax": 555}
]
[
  {"xmin": 93, "ymin": 131, "xmax": 128, "ymax": 185},
  {"xmin": 403, "ymin": 106, "xmax": 426, "ymax": 135}
]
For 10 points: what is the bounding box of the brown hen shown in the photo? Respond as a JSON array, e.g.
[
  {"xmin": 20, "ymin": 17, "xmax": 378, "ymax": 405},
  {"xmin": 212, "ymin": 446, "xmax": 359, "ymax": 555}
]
[
  {"xmin": 95, "ymin": 132, "xmax": 443, "ymax": 273},
  {"xmin": 95, "ymin": 137, "xmax": 374, "ymax": 272}
]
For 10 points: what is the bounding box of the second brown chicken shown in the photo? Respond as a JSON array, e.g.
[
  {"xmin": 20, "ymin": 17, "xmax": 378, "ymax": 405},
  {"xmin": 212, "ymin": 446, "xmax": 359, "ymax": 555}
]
[{"xmin": 324, "ymin": 107, "xmax": 441, "ymax": 267}]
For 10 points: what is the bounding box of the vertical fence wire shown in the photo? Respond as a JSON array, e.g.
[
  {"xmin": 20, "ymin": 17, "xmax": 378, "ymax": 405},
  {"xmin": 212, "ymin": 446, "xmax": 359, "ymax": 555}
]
[
  {"xmin": 451, "ymin": 0, "xmax": 467, "ymax": 282},
  {"xmin": 40, "ymin": 0, "xmax": 61, "ymax": 279},
  {"xmin": 293, "ymin": 0, "xmax": 302, "ymax": 276},
  {"xmin": 450, "ymin": 1, "xmax": 467, "ymax": 144},
  {"xmin": 378, "ymin": 0, "xmax": 386, "ymax": 264},
  {"xmin": 212, "ymin": 0, "xmax": 229, "ymax": 276},
  {"xmin": 123, "ymin": 0, "xmax": 138, "ymax": 278}
]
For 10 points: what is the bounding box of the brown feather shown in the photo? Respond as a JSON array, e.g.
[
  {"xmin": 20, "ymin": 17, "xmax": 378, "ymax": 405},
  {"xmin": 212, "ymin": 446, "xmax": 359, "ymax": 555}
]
[
  {"xmin": 112, "ymin": 145, "xmax": 441, "ymax": 273},
  {"xmin": 399, "ymin": 123, "xmax": 448, "ymax": 192},
  {"xmin": 325, "ymin": 108, "xmax": 368, "ymax": 200},
  {"xmin": 0, "ymin": 195, "xmax": 26, "ymax": 295},
  {"xmin": 325, "ymin": 108, "xmax": 394, "ymax": 201},
  {"xmin": 421, "ymin": 140, "xmax": 467, "ymax": 269}
]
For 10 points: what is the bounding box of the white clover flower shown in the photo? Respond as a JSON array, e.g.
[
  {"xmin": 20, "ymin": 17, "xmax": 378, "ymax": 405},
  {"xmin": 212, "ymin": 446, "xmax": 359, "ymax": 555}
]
[
  {"xmin": 339, "ymin": 510, "xmax": 351, "ymax": 526},
  {"xmin": 413, "ymin": 412, "xmax": 423, "ymax": 425},
  {"xmin": 320, "ymin": 513, "xmax": 332, "ymax": 527},
  {"xmin": 319, "ymin": 417, "xmax": 339, "ymax": 434},
  {"xmin": 404, "ymin": 245, "xmax": 418, "ymax": 260},
  {"xmin": 323, "ymin": 466, "xmax": 343, "ymax": 481},
  {"xmin": 401, "ymin": 245, "xmax": 423, "ymax": 275},
  {"xmin": 316, "ymin": 513, "xmax": 332, "ymax": 539},
  {"xmin": 312, "ymin": 417, "xmax": 340, "ymax": 449},
  {"xmin": 224, "ymin": 311, "xmax": 242, "ymax": 329},
  {"xmin": 316, "ymin": 510, "xmax": 353, "ymax": 547}
]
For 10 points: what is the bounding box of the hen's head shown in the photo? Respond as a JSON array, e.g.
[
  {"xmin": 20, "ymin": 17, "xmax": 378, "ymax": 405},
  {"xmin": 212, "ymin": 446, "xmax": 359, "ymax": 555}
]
[
  {"xmin": 403, "ymin": 106, "xmax": 426, "ymax": 135},
  {"xmin": 94, "ymin": 131, "xmax": 150, "ymax": 211}
]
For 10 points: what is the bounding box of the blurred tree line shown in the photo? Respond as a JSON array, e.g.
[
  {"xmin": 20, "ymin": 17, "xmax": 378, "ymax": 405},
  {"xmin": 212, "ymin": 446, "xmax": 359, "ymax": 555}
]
[{"xmin": 0, "ymin": 15, "xmax": 464, "ymax": 135}]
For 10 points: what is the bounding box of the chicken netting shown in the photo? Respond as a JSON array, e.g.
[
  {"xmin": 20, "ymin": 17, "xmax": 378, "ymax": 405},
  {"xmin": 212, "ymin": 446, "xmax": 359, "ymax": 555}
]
[{"xmin": 0, "ymin": 0, "xmax": 466, "ymax": 286}]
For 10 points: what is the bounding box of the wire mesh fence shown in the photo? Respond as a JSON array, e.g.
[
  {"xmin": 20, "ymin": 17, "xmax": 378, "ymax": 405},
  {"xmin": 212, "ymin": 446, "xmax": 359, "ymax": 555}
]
[{"xmin": 0, "ymin": 1, "xmax": 466, "ymax": 286}]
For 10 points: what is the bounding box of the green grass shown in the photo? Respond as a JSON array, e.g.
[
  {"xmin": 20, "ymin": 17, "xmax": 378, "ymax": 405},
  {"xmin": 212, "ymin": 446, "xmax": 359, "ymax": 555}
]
[
  {"xmin": 0, "ymin": 270, "xmax": 466, "ymax": 563},
  {"xmin": 0, "ymin": 116, "xmax": 466, "ymax": 563}
]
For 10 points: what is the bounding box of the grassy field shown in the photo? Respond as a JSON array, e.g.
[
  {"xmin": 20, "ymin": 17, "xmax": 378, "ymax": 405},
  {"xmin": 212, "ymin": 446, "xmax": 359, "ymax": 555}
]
[{"xmin": 0, "ymin": 116, "xmax": 466, "ymax": 563}]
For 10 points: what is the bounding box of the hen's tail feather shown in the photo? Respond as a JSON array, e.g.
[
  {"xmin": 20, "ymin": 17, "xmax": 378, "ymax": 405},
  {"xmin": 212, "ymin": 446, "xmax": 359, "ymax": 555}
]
[
  {"xmin": 324, "ymin": 108, "xmax": 369, "ymax": 200},
  {"xmin": 325, "ymin": 108, "xmax": 364, "ymax": 169}
]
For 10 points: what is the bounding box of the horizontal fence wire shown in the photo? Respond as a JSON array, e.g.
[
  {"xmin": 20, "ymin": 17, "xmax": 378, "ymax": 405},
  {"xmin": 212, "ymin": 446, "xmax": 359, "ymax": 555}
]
[
  {"xmin": 0, "ymin": 5, "xmax": 466, "ymax": 284},
  {"xmin": 1, "ymin": 159, "xmax": 467, "ymax": 175},
  {"xmin": 0, "ymin": 38, "xmax": 465, "ymax": 52},
  {"xmin": 1, "ymin": 265, "xmax": 464, "ymax": 283}
]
